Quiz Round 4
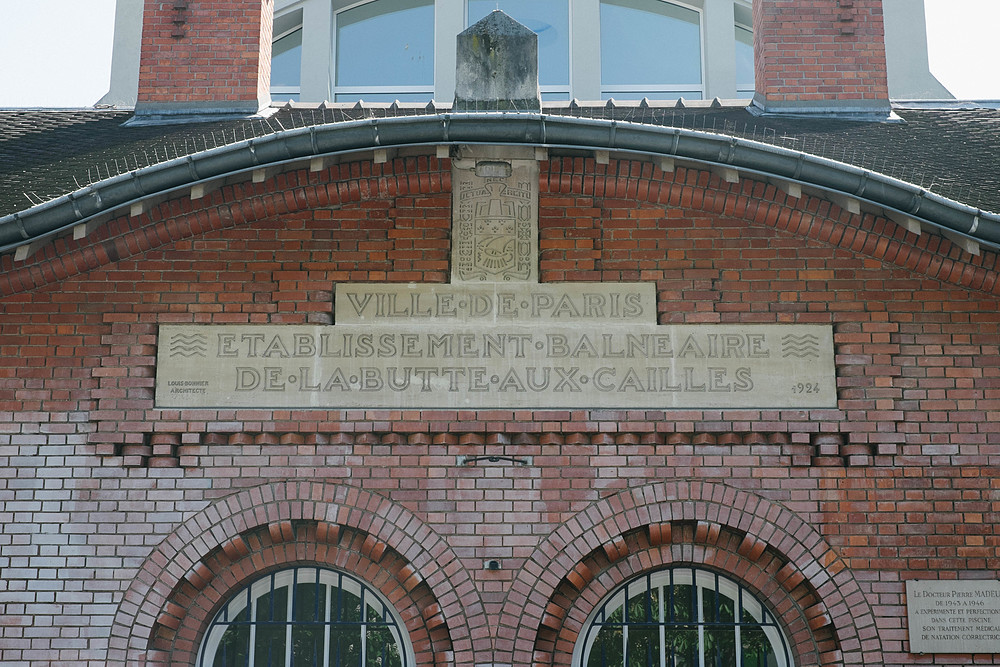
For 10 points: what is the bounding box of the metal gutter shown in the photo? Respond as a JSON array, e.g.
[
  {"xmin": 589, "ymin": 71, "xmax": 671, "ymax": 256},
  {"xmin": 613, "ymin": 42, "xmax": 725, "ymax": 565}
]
[{"xmin": 2, "ymin": 112, "xmax": 998, "ymax": 255}]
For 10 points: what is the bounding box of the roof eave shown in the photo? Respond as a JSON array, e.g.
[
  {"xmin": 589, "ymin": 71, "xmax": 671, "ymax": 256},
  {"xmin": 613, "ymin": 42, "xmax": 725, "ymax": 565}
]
[{"xmin": 1, "ymin": 112, "xmax": 997, "ymax": 259}]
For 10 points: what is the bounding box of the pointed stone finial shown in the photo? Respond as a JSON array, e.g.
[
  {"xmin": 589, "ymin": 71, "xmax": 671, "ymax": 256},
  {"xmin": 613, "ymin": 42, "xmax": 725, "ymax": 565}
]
[{"xmin": 454, "ymin": 10, "xmax": 541, "ymax": 112}]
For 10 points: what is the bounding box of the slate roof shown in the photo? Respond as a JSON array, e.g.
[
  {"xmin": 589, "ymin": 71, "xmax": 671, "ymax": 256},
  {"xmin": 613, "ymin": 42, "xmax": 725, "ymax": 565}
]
[{"xmin": 1, "ymin": 103, "xmax": 998, "ymax": 218}]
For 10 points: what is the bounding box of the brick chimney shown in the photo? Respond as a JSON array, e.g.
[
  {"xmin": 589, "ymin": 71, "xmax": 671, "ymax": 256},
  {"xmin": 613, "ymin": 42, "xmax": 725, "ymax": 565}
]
[
  {"xmin": 134, "ymin": 0, "xmax": 273, "ymax": 120},
  {"xmin": 752, "ymin": 0, "xmax": 891, "ymax": 118}
]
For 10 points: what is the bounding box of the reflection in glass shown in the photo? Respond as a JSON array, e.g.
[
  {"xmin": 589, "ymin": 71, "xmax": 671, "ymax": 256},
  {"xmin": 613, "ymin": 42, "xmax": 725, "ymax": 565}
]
[
  {"xmin": 271, "ymin": 28, "xmax": 302, "ymax": 89},
  {"xmin": 199, "ymin": 567, "xmax": 408, "ymax": 667},
  {"xmin": 336, "ymin": 0, "xmax": 434, "ymax": 93},
  {"xmin": 600, "ymin": 0, "xmax": 702, "ymax": 98},
  {"xmin": 580, "ymin": 567, "xmax": 790, "ymax": 667},
  {"xmin": 735, "ymin": 23, "xmax": 754, "ymax": 95}
]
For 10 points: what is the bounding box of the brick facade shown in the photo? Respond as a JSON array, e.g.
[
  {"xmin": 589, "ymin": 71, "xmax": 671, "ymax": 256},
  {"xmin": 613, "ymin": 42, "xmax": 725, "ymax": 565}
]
[
  {"xmin": 1, "ymin": 153, "xmax": 998, "ymax": 665},
  {"xmin": 135, "ymin": 0, "xmax": 273, "ymax": 115},
  {"xmin": 753, "ymin": 0, "xmax": 890, "ymax": 113}
]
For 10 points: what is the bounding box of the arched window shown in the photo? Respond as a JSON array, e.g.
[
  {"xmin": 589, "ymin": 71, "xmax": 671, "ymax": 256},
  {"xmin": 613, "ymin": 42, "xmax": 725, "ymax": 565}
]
[
  {"xmin": 270, "ymin": 0, "xmax": 753, "ymax": 103},
  {"xmin": 334, "ymin": 0, "xmax": 435, "ymax": 102},
  {"xmin": 600, "ymin": 0, "xmax": 703, "ymax": 100},
  {"xmin": 198, "ymin": 566, "xmax": 412, "ymax": 667},
  {"xmin": 578, "ymin": 567, "xmax": 791, "ymax": 667}
]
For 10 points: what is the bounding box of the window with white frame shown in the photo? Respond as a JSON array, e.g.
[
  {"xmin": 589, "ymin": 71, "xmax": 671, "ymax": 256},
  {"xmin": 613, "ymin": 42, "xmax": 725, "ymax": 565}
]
[
  {"xmin": 197, "ymin": 566, "xmax": 412, "ymax": 667},
  {"xmin": 334, "ymin": 0, "xmax": 435, "ymax": 102},
  {"xmin": 270, "ymin": 0, "xmax": 754, "ymax": 104},
  {"xmin": 271, "ymin": 27, "xmax": 303, "ymax": 102},
  {"xmin": 734, "ymin": 2, "xmax": 754, "ymax": 96},
  {"xmin": 577, "ymin": 567, "xmax": 791, "ymax": 667},
  {"xmin": 600, "ymin": 0, "xmax": 703, "ymax": 100}
]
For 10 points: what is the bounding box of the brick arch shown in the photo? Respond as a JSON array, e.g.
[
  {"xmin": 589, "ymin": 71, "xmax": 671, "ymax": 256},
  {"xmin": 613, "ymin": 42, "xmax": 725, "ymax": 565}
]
[
  {"xmin": 538, "ymin": 155, "xmax": 998, "ymax": 297},
  {"xmin": 107, "ymin": 481, "xmax": 489, "ymax": 666},
  {"xmin": 496, "ymin": 480, "xmax": 881, "ymax": 667},
  {"xmin": 5, "ymin": 150, "xmax": 997, "ymax": 300},
  {"xmin": 148, "ymin": 520, "xmax": 451, "ymax": 666},
  {"xmin": 538, "ymin": 525, "xmax": 836, "ymax": 667},
  {"xmin": 0, "ymin": 153, "xmax": 451, "ymax": 298}
]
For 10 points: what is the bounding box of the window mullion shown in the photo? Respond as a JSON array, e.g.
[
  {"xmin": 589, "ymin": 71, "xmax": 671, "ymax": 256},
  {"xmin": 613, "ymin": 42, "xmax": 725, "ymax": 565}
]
[{"xmin": 570, "ymin": 0, "xmax": 601, "ymax": 99}]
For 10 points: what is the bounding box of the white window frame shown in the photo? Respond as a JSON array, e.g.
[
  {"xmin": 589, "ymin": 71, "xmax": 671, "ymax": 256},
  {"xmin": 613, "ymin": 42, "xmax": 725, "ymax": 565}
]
[
  {"xmin": 331, "ymin": 0, "xmax": 437, "ymax": 102},
  {"xmin": 272, "ymin": 0, "xmax": 754, "ymax": 103},
  {"xmin": 271, "ymin": 22, "xmax": 304, "ymax": 102},
  {"xmin": 734, "ymin": 2, "xmax": 755, "ymax": 96},
  {"xmin": 598, "ymin": 0, "xmax": 707, "ymax": 101}
]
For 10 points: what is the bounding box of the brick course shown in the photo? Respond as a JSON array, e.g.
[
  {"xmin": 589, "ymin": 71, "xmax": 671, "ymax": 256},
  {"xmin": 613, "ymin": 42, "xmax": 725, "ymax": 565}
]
[{"xmin": 1, "ymin": 153, "xmax": 998, "ymax": 665}]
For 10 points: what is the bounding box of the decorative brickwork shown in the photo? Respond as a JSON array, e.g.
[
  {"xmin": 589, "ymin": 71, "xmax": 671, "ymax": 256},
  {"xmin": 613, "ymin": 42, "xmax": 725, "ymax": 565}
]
[
  {"xmin": 1, "ymin": 153, "xmax": 998, "ymax": 665},
  {"xmin": 497, "ymin": 480, "xmax": 872, "ymax": 666},
  {"xmin": 107, "ymin": 481, "xmax": 486, "ymax": 666}
]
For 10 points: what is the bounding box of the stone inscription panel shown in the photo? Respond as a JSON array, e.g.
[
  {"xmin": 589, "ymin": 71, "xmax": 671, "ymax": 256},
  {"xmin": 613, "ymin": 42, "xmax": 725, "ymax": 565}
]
[
  {"xmin": 335, "ymin": 283, "xmax": 657, "ymax": 324},
  {"xmin": 156, "ymin": 323, "xmax": 836, "ymax": 409},
  {"xmin": 907, "ymin": 580, "xmax": 1000, "ymax": 654}
]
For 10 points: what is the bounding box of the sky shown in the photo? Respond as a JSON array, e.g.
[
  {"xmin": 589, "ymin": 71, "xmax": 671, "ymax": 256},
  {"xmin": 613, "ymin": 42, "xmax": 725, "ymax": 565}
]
[{"xmin": 0, "ymin": 0, "xmax": 998, "ymax": 108}]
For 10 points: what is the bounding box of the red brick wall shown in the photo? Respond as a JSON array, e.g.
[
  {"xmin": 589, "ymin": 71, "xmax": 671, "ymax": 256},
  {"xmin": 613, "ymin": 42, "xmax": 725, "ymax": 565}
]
[
  {"xmin": 136, "ymin": 0, "xmax": 273, "ymax": 113},
  {"xmin": 753, "ymin": 0, "xmax": 890, "ymax": 110},
  {"xmin": 1, "ymin": 154, "xmax": 998, "ymax": 665}
]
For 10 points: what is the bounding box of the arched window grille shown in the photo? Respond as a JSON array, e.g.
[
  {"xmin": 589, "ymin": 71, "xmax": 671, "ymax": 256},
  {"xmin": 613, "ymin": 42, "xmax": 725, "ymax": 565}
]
[
  {"xmin": 197, "ymin": 566, "xmax": 412, "ymax": 667},
  {"xmin": 579, "ymin": 567, "xmax": 792, "ymax": 667}
]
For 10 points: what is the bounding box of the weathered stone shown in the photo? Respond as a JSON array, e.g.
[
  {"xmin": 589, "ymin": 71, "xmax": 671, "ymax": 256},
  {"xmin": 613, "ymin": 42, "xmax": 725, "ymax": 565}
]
[{"xmin": 454, "ymin": 10, "xmax": 540, "ymax": 112}]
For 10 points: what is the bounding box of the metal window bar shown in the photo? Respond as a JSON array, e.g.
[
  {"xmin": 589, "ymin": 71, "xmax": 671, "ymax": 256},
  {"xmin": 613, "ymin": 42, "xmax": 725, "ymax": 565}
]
[
  {"xmin": 581, "ymin": 567, "xmax": 792, "ymax": 667},
  {"xmin": 199, "ymin": 566, "xmax": 408, "ymax": 667}
]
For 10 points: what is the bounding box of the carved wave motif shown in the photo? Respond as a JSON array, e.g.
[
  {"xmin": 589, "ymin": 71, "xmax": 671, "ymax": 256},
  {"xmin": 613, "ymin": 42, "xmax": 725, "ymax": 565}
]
[
  {"xmin": 780, "ymin": 334, "xmax": 820, "ymax": 358},
  {"xmin": 168, "ymin": 334, "xmax": 208, "ymax": 358}
]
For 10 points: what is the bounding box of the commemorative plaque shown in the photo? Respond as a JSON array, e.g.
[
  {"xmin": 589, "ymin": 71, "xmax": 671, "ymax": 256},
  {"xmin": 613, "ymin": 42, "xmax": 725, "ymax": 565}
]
[{"xmin": 907, "ymin": 580, "xmax": 1000, "ymax": 654}]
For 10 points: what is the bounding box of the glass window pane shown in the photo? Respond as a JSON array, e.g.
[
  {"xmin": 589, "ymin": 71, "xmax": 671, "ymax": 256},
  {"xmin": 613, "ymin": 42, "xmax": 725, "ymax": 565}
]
[
  {"xmin": 334, "ymin": 587, "xmax": 363, "ymax": 623},
  {"xmin": 587, "ymin": 625, "xmax": 623, "ymax": 667},
  {"xmin": 671, "ymin": 583, "xmax": 693, "ymax": 623},
  {"xmin": 741, "ymin": 627, "xmax": 777, "ymax": 667},
  {"xmin": 626, "ymin": 626, "xmax": 660, "ymax": 667},
  {"xmin": 213, "ymin": 607, "xmax": 249, "ymax": 667},
  {"xmin": 367, "ymin": 626, "xmax": 403, "ymax": 667},
  {"xmin": 271, "ymin": 28, "xmax": 302, "ymax": 89},
  {"xmin": 735, "ymin": 23, "xmax": 754, "ymax": 90},
  {"xmin": 254, "ymin": 585, "xmax": 288, "ymax": 666},
  {"xmin": 705, "ymin": 628, "xmax": 737, "ymax": 666},
  {"xmin": 201, "ymin": 568, "xmax": 409, "ymax": 667},
  {"xmin": 581, "ymin": 568, "xmax": 791, "ymax": 667},
  {"xmin": 601, "ymin": 0, "xmax": 702, "ymax": 88},
  {"xmin": 664, "ymin": 627, "xmax": 698, "ymax": 667},
  {"xmin": 467, "ymin": 0, "xmax": 570, "ymax": 86},
  {"xmin": 336, "ymin": 0, "xmax": 434, "ymax": 88}
]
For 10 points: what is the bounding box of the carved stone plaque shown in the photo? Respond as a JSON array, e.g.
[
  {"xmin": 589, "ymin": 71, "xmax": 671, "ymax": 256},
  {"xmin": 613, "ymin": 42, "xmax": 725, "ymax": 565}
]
[
  {"xmin": 451, "ymin": 152, "xmax": 538, "ymax": 283},
  {"xmin": 335, "ymin": 283, "xmax": 657, "ymax": 324},
  {"xmin": 155, "ymin": 321, "xmax": 836, "ymax": 409},
  {"xmin": 907, "ymin": 580, "xmax": 1000, "ymax": 654}
]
